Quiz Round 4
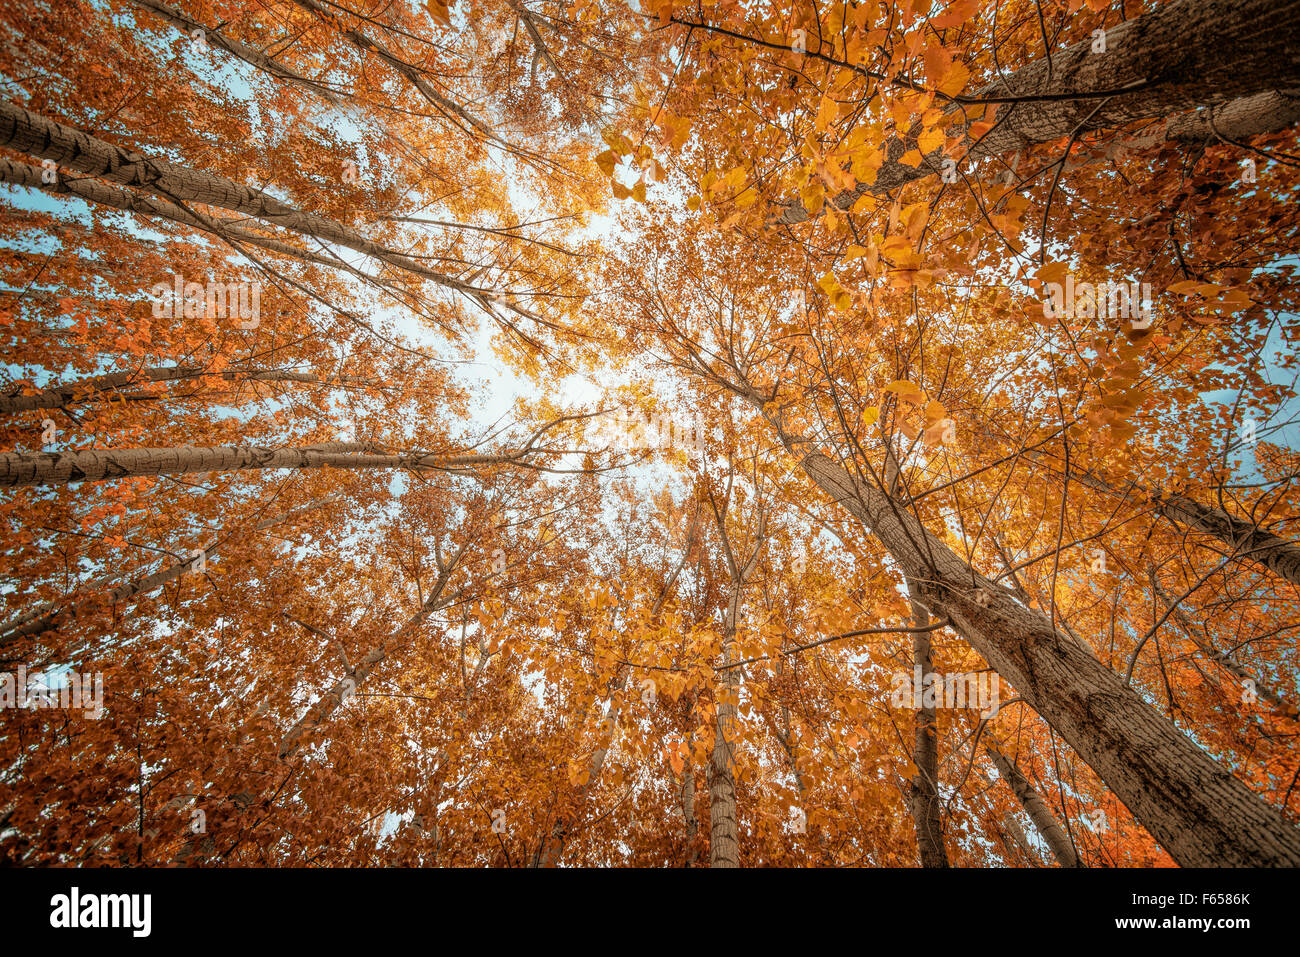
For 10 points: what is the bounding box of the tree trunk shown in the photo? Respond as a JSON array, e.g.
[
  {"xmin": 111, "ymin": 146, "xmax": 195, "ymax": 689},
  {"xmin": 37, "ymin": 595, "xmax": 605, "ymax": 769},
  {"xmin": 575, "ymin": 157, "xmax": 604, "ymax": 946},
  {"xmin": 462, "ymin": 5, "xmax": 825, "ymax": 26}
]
[
  {"xmin": 777, "ymin": 0, "xmax": 1300, "ymax": 223},
  {"xmin": 1166, "ymin": 90, "xmax": 1300, "ymax": 143},
  {"xmin": 708, "ymin": 592, "xmax": 742, "ymax": 868},
  {"xmin": 0, "ymin": 102, "xmax": 474, "ymax": 294},
  {"xmin": 906, "ymin": 576, "xmax": 949, "ymax": 867},
  {"xmin": 705, "ymin": 502, "xmax": 764, "ymax": 868},
  {"xmin": 0, "ymin": 156, "xmax": 351, "ymax": 271},
  {"xmin": 0, "ymin": 441, "xmax": 533, "ymax": 488},
  {"xmin": 998, "ymin": 811, "xmax": 1043, "ymax": 867},
  {"xmin": 1155, "ymin": 492, "xmax": 1300, "ymax": 589},
  {"xmin": 0, "ymin": 362, "xmax": 377, "ymax": 414},
  {"xmin": 1037, "ymin": 457, "xmax": 1300, "ymax": 590},
  {"xmin": 985, "ymin": 742, "xmax": 1080, "ymax": 867},
  {"xmin": 756, "ymin": 402, "xmax": 1300, "ymax": 866},
  {"xmin": 1148, "ymin": 568, "xmax": 1299, "ymax": 720},
  {"xmin": 681, "ymin": 758, "xmax": 699, "ymax": 866}
]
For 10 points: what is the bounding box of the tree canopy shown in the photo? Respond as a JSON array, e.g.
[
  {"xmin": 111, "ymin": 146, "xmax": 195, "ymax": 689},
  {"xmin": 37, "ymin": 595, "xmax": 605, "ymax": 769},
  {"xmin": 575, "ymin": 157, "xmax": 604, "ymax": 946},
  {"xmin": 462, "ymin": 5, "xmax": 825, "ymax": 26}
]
[{"xmin": 2, "ymin": 0, "xmax": 1300, "ymax": 868}]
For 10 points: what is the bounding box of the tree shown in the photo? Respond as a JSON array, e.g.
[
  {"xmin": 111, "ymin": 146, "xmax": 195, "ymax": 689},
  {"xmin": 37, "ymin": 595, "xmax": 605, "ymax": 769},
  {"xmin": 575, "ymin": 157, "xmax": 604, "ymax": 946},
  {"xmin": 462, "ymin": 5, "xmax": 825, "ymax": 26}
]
[{"xmin": 4, "ymin": 0, "xmax": 1300, "ymax": 869}]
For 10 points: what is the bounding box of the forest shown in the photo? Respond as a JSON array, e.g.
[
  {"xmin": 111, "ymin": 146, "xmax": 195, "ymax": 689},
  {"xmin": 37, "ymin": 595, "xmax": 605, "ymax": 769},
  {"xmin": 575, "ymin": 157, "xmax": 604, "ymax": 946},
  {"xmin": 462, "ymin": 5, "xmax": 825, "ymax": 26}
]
[{"xmin": 1, "ymin": 0, "xmax": 1299, "ymax": 869}]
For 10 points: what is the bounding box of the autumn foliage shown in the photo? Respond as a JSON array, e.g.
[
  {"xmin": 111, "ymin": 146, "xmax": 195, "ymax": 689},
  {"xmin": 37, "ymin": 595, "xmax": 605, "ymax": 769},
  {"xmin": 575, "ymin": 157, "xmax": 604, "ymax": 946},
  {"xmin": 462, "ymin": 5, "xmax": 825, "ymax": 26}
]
[{"xmin": 1, "ymin": 0, "xmax": 1299, "ymax": 867}]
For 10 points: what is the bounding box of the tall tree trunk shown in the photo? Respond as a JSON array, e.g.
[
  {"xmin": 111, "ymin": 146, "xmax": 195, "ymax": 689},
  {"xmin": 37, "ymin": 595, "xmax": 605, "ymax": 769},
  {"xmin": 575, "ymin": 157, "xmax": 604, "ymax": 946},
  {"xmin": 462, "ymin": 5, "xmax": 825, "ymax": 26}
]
[
  {"xmin": 708, "ymin": 589, "xmax": 743, "ymax": 868},
  {"xmin": 0, "ymin": 441, "xmax": 540, "ymax": 488},
  {"xmin": 1148, "ymin": 568, "xmax": 1300, "ymax": 720},
  {"xmin": 906, "ymin": 576, "xmax": 949, "ymax": 867},
  {"xmin": 1037, "ymin": 456, "xmax": 1300, "ymax": 590},
  {"xmin": 1166, "ymin": 90, "xmax": 1300, "ymax": 143},
  {"xmin": 776, "ymin": 0, "xmax": 1300, "ymax": 223},
  {"xmin": 998, "ymin": 811, "xmax": 1044, "ymax": 867},
  {"xmin": 0, "ymin": 156, "xmax": 436, "ymax": 342},
  {"xmin": 752, "ymin": 399, "xmax": 1300, "ymax": 866},
  {"xmin": 0, "ymin": 101, "xmax": 476, "ymax": 295},
  {"xmin": 681, "ymin": 755, "xmax": 700, "ymax": 866},
  {"xmin": 1154, "ymin": 492, "xmax": 1300, "ymax": 589},
  {"xmin": 0, "ymin": 156, "xmax": 348, "ymax": 272},
  {"xmin": 985, "ymin": 742, "xmax": 1080, "ymax": 868},
  {"xmin": 706, "ymin": 499, "xmax": 765, "ymax": 868},
  {"xmin": 0, "ymin": 363, "xmax": 377, "ymax": 415}
]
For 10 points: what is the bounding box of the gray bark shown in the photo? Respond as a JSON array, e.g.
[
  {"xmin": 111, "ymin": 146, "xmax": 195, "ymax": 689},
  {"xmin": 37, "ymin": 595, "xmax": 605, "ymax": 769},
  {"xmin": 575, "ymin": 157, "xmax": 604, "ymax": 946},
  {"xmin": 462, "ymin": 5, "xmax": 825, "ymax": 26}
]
[
  {"xmin": 1156, "ymin": 492, "xmax": 1300, "ymax": 589},
  {"xmin": 0, "ymin": 441, "xmax": 528, "ymax": 488},
  {"xmin": 707, "ymin": 504, "xmax": 765, "ymax": 868},
  {"xmin": 777, "ymin": 0, "xmax": 1300, "ymax": 223},
  {"xmin": 1042, "ymin": 458, "xmax": 1300, "ymax": 590},
  {"xmin": 0, "ymin": 156, "xmax": 344, "ymax": 270},
  {"xmin": 681, "ymin": 760, "xmax": 699, "ymax": 865},
  {"xmin": 1166, "ymin": 90, "xmax": 1300, "ymax": 143},
  {"xmin": 0, "ymin": 101, "xmax": 476, "ymax": 294},
  {"xmin": 907, "ymin": 576, "xmax": 949, "ymax": 867},
  {"xmin": 986, "ymin": 742, "xmax": 1080, "ymax": 867},
  {"xmin": 0, "ymin": 362, "xmax": 376, "ymax": 414},
  {"xmin": 754, "ymin": 399, "xmax": 1300, "ymax": 866}
]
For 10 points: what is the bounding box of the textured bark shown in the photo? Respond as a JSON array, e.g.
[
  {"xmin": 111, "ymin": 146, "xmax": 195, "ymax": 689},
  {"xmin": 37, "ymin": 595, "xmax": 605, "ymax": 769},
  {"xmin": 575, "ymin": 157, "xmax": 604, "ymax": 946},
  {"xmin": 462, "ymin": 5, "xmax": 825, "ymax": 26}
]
[
  {"xmin": 0, "ymin": 441, "xmax": 539, "ymax": 488},
  {"xmin": 753, "ymin": 400, "xmax": 1300, "ymax": 866},
  {"xmin": 986, "ymin": 742, "xmax": 1080, "ymax": 868},
  {"xmin": 1156, "ymin": 492, "xmax": 1300, "ymax": 589},
  {"xmin": 1047, "ymin": 459, "xmax": 1300, "ymax": 590},
  {"xmin": 998, "ymin": 811, "xmax": 1044, "ymax": 867},
  {"xmin": 0, "ymin": 101, "xmax": 476, "ymax": 293},
  {"xmin": 1165, "ymin": 90, "xmax": 1300, "ymax": 143},
  {"xmin": 0, "ymin": 156, "xmax": 344, "ymax": 270},
  {"xmin": 707, "ymin": 504, "xmax": 765, "ymax": 868},
  {"xmin": 708, "ymin": 590, "xmax": 743, "ymax": 867},
  {"xmin": 1148, "ymin": 568, "xmax": 1300, "ymax": 720},
  {"xmin": 906, "ymin": 576, "xmax": 949, "ymax": 867},
  {"xmin": 776, "ymin": 0, "xmax": 1300, "ymax": 223},
  {"xmin": 0, "ymin": 362, "xmax": 376, "ymax": 414},
  {"xmin": 529, "ymin": 511, "xmax": 702, "ymax": 867},
  {"xmin": 681, "ymin": 759, "xmax": 699, "ymax": 866},
  {"xmin": 0, "ymin": 496, "xmax": 334, "ymax": 647}
]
